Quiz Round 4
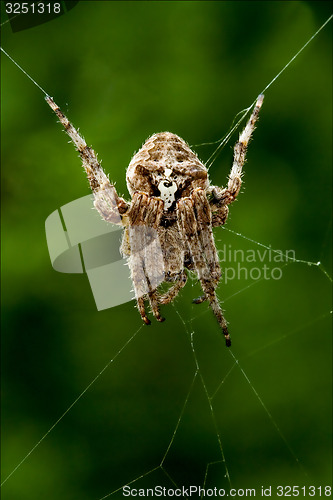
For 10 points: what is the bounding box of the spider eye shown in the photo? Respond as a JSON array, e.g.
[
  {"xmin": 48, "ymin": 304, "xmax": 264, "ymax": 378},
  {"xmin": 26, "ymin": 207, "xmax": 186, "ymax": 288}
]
[{"xmin": 163, "ymin": 180, "xmax": 172, "ymax": 187}]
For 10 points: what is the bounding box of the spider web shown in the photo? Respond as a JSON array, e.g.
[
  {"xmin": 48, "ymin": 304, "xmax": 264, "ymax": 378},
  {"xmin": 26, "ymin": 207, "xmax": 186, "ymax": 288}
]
[{"xmin": 1, "ymin": 2, "xmax": 332, "ymax": 499}]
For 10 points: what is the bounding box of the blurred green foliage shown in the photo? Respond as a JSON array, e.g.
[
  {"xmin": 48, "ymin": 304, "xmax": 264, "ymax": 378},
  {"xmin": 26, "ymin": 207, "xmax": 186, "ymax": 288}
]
[{"xmin": 1, "ymin": 2, "xmax": 332, "ymax": 499}]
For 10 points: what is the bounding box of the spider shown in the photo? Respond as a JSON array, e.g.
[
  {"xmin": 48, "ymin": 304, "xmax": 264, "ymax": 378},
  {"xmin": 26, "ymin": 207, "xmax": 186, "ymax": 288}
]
[{"xmin": 46, "ymin": 94, "xmax": 264, "ymax": 347}]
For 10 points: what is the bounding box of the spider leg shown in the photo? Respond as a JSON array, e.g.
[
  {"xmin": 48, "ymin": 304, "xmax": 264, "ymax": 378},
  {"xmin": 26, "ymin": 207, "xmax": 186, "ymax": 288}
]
[
  {"xmin": 211, "ymin": 205, "xmax": 229, "ymax": 228},
  {"xmin": 190, "ymin": 188, "xmax": 223, "ymax": 303},
  {"xmin": 192, "ymin": 189, "xmax": 221, "ymax": 286},
  {"xmin": 148, "ymin": 289, "xmax": 165, "ymax": 322},
  {"xmin": 207, "ymin": 94, "xmax": 264, "ymax": 220},
  {"xmin": 225, "ymin": 94, "xmax": 264, "ymax": 204},
  {"xmin": 127, "ymin": 192, "xmax": 165, "ymax": 324},
  {"xmin": 137, "ymin": 296, "xmax": 151, "ymax": 325},
  {"xmin": 177, "ymin": 195, "xmax": 231, "ymax": 347},
  {"xmin": 192, "ymin": 294, "xmax": 206, "ymax": 304},
  {"xmin": 158, "ymin": 271, "xmax": 188, "ymax": 305},
  {"xmin": 45, "ymin": 96, "xmax": 128, "ymax": 225},
  {"xmin": 138, "ymin": 289, "xmax": 164, "ymax": 324},
  {"xmin": 188, "ymin": 188, "xmax": 223, "ymax": 305}
]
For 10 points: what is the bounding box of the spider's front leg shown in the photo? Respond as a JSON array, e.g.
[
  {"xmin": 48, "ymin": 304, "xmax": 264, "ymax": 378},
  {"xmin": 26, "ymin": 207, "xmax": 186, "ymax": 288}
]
[
  {"xmin": 178, "ymin": 189, "xmax": 231, "ymax": 347},
  {"xmin": 45, "ymin": 96, "xmax": 129, "ymax": 225},
  {"xmin": 126, "ymin": 192, "xmax": 165, "ymax": 324},
  {"xmin": 208, "ymin": 94, "xmax": 264, "ymax": 224}
]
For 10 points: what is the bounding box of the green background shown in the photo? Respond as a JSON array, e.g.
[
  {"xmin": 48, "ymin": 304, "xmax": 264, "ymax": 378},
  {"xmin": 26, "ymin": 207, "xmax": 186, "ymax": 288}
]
[{"xmin": 1, "ymin": 1, "xmax": 332, "ymax": 499}]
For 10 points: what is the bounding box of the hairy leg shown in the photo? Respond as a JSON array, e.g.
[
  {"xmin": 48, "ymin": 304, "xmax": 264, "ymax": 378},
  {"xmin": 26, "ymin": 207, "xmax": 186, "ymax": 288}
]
[
  {"xmin": 46, "ymin": 96, "xmax": 128, "ymax": 225},
  {"xmin": 158, "ymin": 271, "xmax": 188, "ymax": 305},
  {"xmin": 207, "ymin": 94, "xmax": 264, "ymax": 220},
  {"xmin": 127, "ymin": 193, "xmax": 165, "ymax": 324},
  {"xmin": 177, "ymin": 196, "xmax": 231, "ymax": 347}
]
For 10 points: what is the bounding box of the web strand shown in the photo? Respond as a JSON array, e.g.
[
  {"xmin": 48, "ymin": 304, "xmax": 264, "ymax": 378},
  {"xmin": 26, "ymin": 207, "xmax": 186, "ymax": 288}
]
[
  {"xmin": 260, "ymin": 13, "xmax": 333, "ymax": 95},
  {"xmin": 0, "ymin": 46, "xmax": 49, "ymax": 97},
  {"xmin": 220, "ymin": 226, "xmax": 332, "ymax": 282},
  {"xmin": 228, "ymin": 351, "xmax": 308, "ymax": 477},
  {"xmin": 1, "ymin": 326, "xmax": 143, "ymax": 487},
  {"xmin": 205, "ymin": 13, "xmax": 333, "ymax": 170},
  {"xmin": 160, "ymin": 371, "xmax": 198, "ymax": 466},
  {"xmin": 176, "ymin": 310, "xmax": 232, "ymax": 487}
]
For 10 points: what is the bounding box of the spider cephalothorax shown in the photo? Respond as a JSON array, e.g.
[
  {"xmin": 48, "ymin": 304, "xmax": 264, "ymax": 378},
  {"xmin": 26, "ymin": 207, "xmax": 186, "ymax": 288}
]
[
  {"xmin": 126, "ymin": 132, "xmax": 209, "ymax": 209},
  {"xmin": 46, "ymin": 95, "xmax": 264, "ymax": 347}
]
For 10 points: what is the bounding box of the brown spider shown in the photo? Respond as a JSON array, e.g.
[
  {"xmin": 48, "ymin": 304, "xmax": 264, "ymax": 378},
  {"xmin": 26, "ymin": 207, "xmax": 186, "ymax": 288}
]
[{"xmin": 46, "ymin": 94, "xmax": 264, "ymax": 347}]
